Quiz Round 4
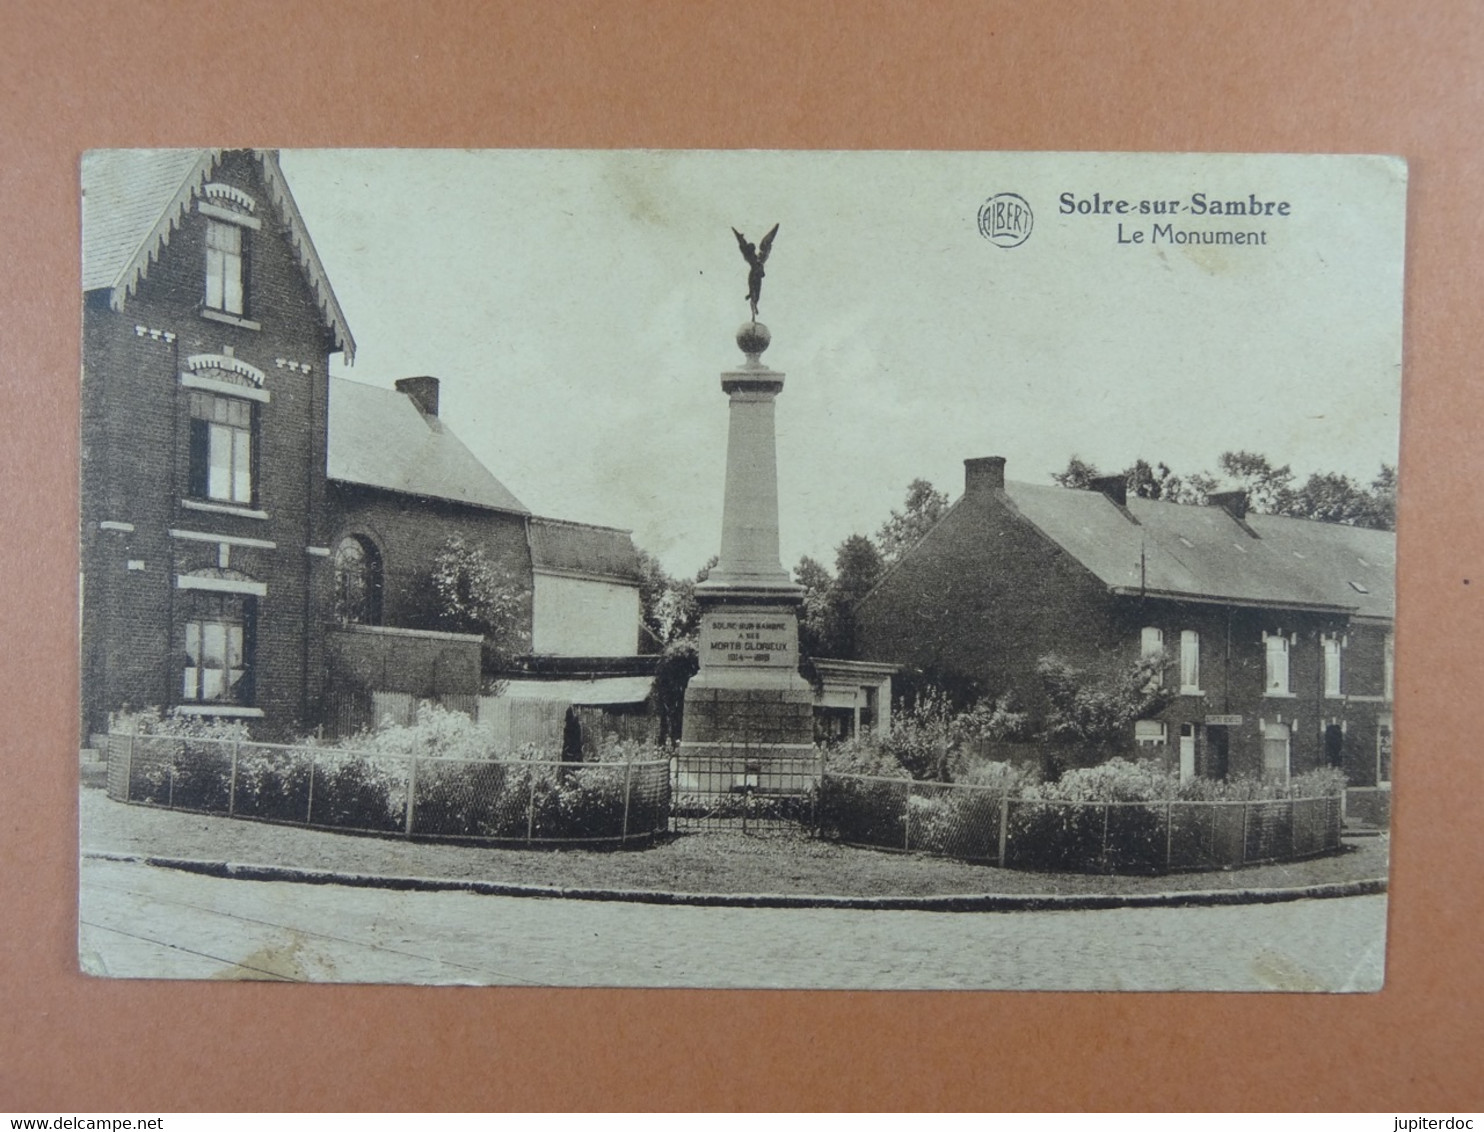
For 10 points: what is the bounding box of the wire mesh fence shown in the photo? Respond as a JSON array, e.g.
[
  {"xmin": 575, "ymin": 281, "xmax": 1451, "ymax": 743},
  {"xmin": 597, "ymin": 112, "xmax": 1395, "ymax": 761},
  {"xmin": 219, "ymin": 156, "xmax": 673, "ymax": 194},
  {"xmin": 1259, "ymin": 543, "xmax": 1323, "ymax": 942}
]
[
  {"xmin": 105, "ymin": 732, "xmax": 670, "ymax": 847},
  {"xmin": 669, "ymin": 750, "xmax": 824, "ymax": 833},
  {"xmin": 103, "ymin": 733, "xmax": 1343, "ymax": 869},
  {"xmin": 818, "ymin": 771, "xmax": 1344, "ymax": 873}
]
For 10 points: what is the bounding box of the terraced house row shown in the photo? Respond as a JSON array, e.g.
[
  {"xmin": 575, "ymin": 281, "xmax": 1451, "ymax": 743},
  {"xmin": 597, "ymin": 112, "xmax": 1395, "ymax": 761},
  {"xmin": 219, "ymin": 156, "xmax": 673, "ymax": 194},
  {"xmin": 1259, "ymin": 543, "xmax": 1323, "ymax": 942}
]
[{"xmin": 857, "ymin": 456, "xmax": 1395, "ymax": 792}]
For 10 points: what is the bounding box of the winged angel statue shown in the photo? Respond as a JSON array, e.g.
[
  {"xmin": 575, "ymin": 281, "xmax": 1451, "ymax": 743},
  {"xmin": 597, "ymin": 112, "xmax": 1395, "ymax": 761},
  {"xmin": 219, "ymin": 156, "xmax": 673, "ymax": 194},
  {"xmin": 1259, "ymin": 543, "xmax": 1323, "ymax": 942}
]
[{"xmin": 732, "ymin": 223, "xmax": 779, "ymax": 321}]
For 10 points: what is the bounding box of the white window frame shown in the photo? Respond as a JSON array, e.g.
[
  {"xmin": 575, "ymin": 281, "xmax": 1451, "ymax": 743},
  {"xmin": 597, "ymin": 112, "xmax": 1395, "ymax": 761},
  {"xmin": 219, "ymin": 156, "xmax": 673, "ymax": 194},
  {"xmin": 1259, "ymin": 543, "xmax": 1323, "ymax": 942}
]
[
  {"xmin": 1263, "ymin": 631, "xmax": 1293, "ymax": 697},
  {"xmin": 189, "ymin": 390, "xmax": 255, "ymax": 507},
  {"xmin": 205, "ymin": 218, "xmax": 245, "ymax": 316},
  {"xmin": 1134, "ymin": 720, "xmax": 1167, "ymax": 747},
  {"xmin": 181, "ymin": 594, "xmax": 253, "ymax": 706},
  {"xmin": 1384, "ymin": 632, "xmax": 1395, "ymax": 703},
  {"xmin": 1179, "ymin": 629, "xmax": 1201, "ymax": 694},
  {"xmin": 1261, "ymin": 719, "xmax": 1292, "ymax": 783},
  {"xmin": 1323, "ymin": 635, "xmax": 1343, "ymax": 698}
]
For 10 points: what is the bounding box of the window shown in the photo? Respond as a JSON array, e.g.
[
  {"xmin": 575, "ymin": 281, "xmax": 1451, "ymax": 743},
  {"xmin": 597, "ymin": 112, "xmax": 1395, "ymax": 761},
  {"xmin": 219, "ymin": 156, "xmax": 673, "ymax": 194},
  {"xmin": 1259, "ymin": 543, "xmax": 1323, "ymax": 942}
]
[
  {"xmin": 332, "ymin": 535, "xmax": 383, "ymax": 625},
  {"xmin": 1179, "ymin": 629, "xmax": 1201, "ymax": 693},
  {"xmin": 1134, "ymin": 720, "xmax": 1167, "ymax": 747},
  {"xmin": 205, "ymin": 219, "xmax": 246, "ymax": 315},
  {"xmin": 1323, "ymin": 636, "xmax": 1343, "ymax": 697},
  {"xmin": 1377, "ymin": 715, "xmax": 1392, "ymax": 785},
  {"xmin": 1140, "ymin": 626, "xmax": 1164, "ymax": 688},
  {"xmin": 1262, "ymin": 721, "xmax": 1291, "ymax": 783},
  {"xmin": 1264, "ymin": 632, "xmax": 1291, "ymax": 695},
  {"xmin": 181, "ymin": 593, "xmax": 255, "ymax": 704},
  {"xmin": 1384, "ymin": 632, "xmax": 1394, "ymax": 702},
  {"xmin": 189, "ymin": 391, "xmax": 254, "ymax": 504}
]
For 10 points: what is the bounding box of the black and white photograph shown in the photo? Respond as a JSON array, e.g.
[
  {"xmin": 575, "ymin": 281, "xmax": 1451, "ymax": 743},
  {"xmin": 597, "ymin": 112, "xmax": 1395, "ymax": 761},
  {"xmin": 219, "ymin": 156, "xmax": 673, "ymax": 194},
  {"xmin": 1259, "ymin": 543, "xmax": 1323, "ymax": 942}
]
[{"xmin": 77, "ymin": 148, "xmax": 1404, "ymax": 990}]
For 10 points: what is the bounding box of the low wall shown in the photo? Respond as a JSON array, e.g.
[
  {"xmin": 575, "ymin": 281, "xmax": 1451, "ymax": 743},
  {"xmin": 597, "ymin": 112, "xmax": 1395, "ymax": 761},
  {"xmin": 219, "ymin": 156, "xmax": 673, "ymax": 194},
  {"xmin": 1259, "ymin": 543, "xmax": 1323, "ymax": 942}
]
[{"xmin": 327, "ymin": 625, "xmax": 483, "ymax": 698}]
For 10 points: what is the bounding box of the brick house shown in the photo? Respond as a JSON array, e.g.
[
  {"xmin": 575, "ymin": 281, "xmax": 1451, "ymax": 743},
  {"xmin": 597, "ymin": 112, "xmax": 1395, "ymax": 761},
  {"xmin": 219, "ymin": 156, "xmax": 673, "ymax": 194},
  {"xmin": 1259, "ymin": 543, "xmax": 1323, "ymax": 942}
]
[
  {"xmin": 81, "ymin": 149, "xmax": 644, "ymax": 742},
  {"xmin": 855, "ymin": 456, "xmax": 1395, "ymax": 788}
]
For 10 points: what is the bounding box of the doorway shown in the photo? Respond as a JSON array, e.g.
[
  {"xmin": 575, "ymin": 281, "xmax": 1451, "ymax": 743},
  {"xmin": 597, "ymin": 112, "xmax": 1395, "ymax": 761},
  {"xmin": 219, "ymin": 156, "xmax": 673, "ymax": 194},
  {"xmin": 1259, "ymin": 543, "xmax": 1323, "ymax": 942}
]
[
  {"xmin": 1205, "ymin": 725, "xmax": 1230, "ymax": 780},
  {"xmin": 1324, "ymin": 723, "xmax": 1345, "ymax": 770},
  {"xmin": 1179, "ymin": 723, "xmax": 1197, "ymax": 782}
]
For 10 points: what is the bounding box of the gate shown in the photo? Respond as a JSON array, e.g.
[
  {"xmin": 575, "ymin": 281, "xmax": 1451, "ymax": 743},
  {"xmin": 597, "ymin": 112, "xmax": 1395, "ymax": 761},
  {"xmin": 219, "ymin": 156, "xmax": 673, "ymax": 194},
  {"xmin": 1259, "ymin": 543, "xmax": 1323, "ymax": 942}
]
[{"xmin": 670, "ymin": 748, "xmax": 824, "ymax": 833}]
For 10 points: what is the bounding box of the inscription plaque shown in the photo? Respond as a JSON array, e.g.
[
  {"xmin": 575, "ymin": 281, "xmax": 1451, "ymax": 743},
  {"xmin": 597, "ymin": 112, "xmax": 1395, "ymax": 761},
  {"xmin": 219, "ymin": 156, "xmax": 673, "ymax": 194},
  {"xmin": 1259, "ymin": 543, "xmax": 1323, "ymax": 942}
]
[{"xmin": 699, "ymin": 610, "xmax": 797, "ymax": 670}]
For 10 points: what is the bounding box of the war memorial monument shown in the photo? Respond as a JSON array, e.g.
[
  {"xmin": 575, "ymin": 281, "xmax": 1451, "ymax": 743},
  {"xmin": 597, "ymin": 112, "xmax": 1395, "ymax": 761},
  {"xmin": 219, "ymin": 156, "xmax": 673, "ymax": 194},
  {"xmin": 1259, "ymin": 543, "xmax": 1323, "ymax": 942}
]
[{"xmin": 679, "ymin": 226, "xmax": 816, "ymax": 761}]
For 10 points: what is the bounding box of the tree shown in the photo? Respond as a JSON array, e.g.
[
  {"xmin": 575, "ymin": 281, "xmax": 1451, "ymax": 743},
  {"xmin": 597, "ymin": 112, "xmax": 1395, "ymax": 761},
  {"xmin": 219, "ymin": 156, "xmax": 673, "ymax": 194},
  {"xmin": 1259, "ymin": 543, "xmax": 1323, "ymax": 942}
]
[
  {"xmin": 1051, "ymin": 455, "xmax": 1101, "ymax": 490},
  {"xmin": 427, "ymin": 535, "xmax": 530, "ymax": 674},
  {"xmin": 875, "ymin": 478, "xmax": 950, "ymax": 565},
  {"xmin": 634, "ymin": 547, "xmax": 671, "ymax": 652},
  {"xmin": 1053, "ymin": 455, "xmax": 1211, "ymax": 504},
  {"xmin": 793, "ymin": 555, "xmax": 834, "ymax": 656},
  {"xmin": 1050, "ymin": 451, "xmax": 1395, "ymax": 531},
  {"xmin": 834, "ymin": 534, "xmax": 884, "ymax": 604},
  {"xmin": 1285, "ymin": 464, "xmax": 1396, "ymax": 530},
  {"xmin": 1215, "ymin": 450, "xmax": 1295, "ymax": 514},
  {"xmin": 1035, "ymin": 653, "xmax": 1174, "ymax": 756}
]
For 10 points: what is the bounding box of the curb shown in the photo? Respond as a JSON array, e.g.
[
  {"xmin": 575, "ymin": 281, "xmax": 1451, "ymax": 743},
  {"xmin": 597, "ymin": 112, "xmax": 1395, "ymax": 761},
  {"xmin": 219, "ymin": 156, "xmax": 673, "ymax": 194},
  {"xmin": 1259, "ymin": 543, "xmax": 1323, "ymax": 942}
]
[{"xmin": 81, "ymin": 850, "xmax": 1388, "ymax": 913}]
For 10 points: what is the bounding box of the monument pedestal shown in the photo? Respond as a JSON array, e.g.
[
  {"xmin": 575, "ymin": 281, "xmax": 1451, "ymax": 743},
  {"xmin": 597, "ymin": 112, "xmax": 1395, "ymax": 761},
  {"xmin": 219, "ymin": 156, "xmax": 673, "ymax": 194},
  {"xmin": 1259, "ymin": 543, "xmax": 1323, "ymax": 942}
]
[
  {"xmin": 679, "ymin": 319, "xmax": 815, "ymax": 760},
  {"xmin": 680, "ymin": 599, "xmax": 816, "ymax": 758}
]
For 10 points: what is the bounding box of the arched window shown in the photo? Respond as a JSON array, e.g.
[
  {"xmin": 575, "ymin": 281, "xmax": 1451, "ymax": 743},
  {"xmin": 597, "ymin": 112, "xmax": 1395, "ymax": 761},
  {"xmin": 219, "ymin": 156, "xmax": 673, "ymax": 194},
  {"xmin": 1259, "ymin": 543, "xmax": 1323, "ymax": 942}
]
[{"xmin": 333, "ymin": 535, "xmax": 383, "ymax": 625}]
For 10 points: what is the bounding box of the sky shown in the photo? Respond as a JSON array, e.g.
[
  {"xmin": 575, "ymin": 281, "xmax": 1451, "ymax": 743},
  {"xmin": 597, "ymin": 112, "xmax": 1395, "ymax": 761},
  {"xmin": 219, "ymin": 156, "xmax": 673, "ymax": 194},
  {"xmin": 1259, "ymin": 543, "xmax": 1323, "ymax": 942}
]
[{"xmin": 279, "ymin": 150, "xmax": 1406, "ymax": 576}]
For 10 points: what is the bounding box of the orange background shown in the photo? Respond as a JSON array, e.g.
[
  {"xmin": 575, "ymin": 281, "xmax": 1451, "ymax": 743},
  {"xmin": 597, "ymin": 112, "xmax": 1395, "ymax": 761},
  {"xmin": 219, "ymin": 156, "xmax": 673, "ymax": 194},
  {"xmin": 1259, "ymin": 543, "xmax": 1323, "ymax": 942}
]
[{"xmin": 2, "ymin": 0, "xmax": 1481, "ymax": 1111}]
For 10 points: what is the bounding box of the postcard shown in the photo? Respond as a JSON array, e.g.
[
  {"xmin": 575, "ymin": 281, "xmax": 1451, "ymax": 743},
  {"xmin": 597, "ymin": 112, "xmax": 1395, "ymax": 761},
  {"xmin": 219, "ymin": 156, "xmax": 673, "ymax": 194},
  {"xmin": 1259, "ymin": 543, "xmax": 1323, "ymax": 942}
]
[{"xmin": 78, "ymin": 149, "xmax": 1403, "ymax": 989}]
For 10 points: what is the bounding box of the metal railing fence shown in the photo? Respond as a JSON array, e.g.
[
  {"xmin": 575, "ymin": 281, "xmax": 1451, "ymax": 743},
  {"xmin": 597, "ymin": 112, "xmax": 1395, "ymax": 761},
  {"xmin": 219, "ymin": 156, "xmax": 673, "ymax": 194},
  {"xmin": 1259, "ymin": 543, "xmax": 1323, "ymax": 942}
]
[
  {"xmin": 817, "ymin": 772, "xmax": 1343, "ymax": 873},
  {"xmin": 669, "ymin": 750, "xmax": 824, "ymax": 833},
  {"xmin": 106, "ymin": 732, "xmax": 670, "ymax": 847}
]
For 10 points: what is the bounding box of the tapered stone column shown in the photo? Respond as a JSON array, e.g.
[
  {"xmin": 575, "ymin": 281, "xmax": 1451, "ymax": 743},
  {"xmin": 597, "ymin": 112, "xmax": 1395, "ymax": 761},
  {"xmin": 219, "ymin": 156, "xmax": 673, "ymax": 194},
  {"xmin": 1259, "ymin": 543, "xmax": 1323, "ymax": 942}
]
[{"xmin": 681, "ymin": 322, "xmax": 814, "ymax": 758}]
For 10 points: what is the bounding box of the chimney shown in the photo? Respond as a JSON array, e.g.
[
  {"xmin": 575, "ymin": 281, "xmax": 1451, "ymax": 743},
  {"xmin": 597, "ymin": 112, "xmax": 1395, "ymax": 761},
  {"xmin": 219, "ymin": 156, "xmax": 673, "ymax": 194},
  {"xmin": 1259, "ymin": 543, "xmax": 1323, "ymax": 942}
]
[
  {"xmin": 964, "ymin": 456, "xmax": 1006, "ymax": 496},
  {"xmin": 395, "ymin": 376, "xmax": 440, "ymax": 418},
  {"xmin": 1208, "ymin": 489, "xmax": 1249, "ymax": 521},
  {"xmin": 1090, "ymin": 475, "xmax": 1128, "ymax": 507}
]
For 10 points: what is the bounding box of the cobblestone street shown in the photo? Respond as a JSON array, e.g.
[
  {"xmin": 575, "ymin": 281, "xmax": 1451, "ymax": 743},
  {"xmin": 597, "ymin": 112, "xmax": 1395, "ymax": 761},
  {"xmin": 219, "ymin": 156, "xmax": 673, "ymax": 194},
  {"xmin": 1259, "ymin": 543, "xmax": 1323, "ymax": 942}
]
[{"xmin": 79, "ymin": 857, "xmax": 1387, "ymax": 990}]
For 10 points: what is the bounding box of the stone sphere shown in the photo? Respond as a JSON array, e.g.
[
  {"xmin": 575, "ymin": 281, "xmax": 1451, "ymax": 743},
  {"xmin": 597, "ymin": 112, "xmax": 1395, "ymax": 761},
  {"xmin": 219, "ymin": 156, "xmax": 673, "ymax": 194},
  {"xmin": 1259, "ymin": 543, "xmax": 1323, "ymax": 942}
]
[{"xmin": 736, "ymin": 320, "xmax": 771, "ymax": 356}]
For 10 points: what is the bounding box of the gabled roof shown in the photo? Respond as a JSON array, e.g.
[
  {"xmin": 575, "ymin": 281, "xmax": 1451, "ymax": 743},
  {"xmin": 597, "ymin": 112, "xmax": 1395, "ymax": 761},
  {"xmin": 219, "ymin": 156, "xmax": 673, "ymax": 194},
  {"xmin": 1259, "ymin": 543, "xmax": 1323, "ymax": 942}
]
[
  {"xmin": 528, "ymin": 516, "xmax": 642, "ymax": 583},
  {"xmin": 999, "ymin": 481, "xmax": 1395, "ymax": 619},
  {"xmin": 327, "ymin": 378, "xmax": 529, "ymax": 515},
  {"xmin": 81, "ymin": 148, "xmax": 355, "ymax": 361}
]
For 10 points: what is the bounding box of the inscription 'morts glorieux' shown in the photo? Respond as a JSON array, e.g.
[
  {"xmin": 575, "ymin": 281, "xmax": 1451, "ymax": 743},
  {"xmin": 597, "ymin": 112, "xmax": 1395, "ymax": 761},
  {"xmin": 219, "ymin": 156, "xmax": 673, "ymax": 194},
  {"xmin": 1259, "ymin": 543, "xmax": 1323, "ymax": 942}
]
[{"xmin": 699, "ymin": 612, "xmax": 797, "ymax": 668}]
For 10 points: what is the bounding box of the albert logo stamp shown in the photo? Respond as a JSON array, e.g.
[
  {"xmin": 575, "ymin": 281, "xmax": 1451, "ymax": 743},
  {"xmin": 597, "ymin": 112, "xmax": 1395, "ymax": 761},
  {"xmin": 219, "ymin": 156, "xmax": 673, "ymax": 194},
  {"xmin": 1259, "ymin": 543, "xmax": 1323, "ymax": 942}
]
[{"xmin": 978, "ymin": 191, "xmax": 1034, "ymax": 247}]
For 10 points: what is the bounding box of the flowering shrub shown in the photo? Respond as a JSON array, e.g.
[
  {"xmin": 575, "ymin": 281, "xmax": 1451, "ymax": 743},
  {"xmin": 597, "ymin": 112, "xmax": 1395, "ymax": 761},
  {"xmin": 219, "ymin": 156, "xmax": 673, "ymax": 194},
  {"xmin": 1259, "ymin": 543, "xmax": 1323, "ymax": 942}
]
[
  {"xmin": 823, "ymin": 755, "xmax": 1347, "ymax": 872},
  {"xmin": 110, "ymin": 705, "xmax": 248, "ymax": 739},
  {"xmin": 330, "ymin": 702, "xmax": 495, "ymax": 763}
]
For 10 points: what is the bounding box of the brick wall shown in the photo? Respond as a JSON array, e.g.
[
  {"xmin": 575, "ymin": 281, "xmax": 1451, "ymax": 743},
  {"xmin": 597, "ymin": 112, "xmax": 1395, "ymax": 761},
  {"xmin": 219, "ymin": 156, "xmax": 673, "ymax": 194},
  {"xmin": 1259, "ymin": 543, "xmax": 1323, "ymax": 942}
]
[
  {"xmin": 324, "ymin": 482, "xmax": 534, "ymax": 651},
  {"xmin": 855, "ymin": 484, "xmax": 1119, "ymax": 717},
  {"xmin": 325, "ymin": 625, "xmax": 483, "ymax": 698},
  {"xmin": 855, "ymin": 479, "xmax": 1392, "ymax": 783},
  {"xmin": 80, "ymin": 151, "xmax": 337, "ymax": 741}
]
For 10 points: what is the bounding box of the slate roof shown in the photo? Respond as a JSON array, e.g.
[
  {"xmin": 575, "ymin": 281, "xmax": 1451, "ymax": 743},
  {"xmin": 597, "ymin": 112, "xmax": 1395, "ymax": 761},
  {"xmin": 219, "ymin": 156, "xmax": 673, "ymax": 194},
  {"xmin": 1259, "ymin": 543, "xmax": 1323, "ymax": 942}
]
[
  {"xmin": 327, "ymin": 378, "xmax": 529, "ymax": 515},
  {"xmin": 999, "ymin": 481, "xmax": 1395, "ymax": 619},
  {"xmin": 528, "ymin": 516, "xmax": 642, "ymax": 583},
  {"xmin": 81, "ymin": 148, "xmax": 355, "ymax": 361}
]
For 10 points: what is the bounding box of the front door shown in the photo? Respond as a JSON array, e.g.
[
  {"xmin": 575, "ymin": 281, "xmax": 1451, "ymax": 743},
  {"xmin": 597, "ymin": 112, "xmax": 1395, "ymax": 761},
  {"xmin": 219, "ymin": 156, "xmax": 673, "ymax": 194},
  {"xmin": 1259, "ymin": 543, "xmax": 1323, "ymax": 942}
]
[
  {"xmin": 1179, "ymin": 723, "xmax": 1196, "ymax": 782},
  {"xmin": 1205, "ymin": 725, "xmax": 1230, "ymax": 779}
]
